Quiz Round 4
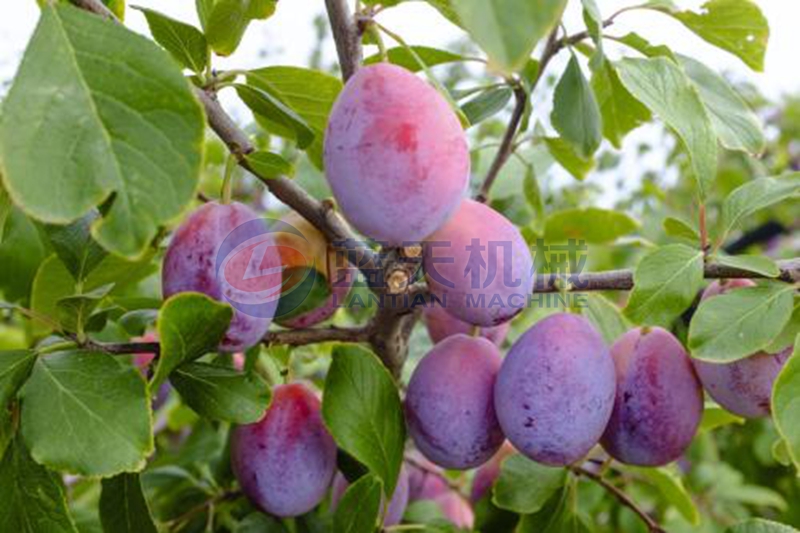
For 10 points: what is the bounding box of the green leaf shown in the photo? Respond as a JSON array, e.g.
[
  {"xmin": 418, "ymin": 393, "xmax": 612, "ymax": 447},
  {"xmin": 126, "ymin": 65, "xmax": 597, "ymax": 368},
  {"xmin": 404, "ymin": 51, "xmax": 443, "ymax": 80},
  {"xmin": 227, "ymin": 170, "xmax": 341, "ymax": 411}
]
[
  {"xmin": 236, "ymin": 84, "xmax": 315, "ymax": 149},
  {"xmin": 544, "ymin": 207, "xmax": 638, "ymax": 244},
  {"xmin": 0, "ymin": 437, "xmax": 78, "ymax": 533},
  {"xmin": 583, "ymin": 293, "xmax": 631, "ymax": 345},
  {"xmin": 333, "ymin": 474, "xmax": 382, "ymax": 533},
  {"xmin": 134, "ymin": 6, "xmax": 209, "ymax": 73},
  {"xmin": 678, "ymin": 55, "xmax": 764, "ymax": 154},
  {"xmin": 0, "ymin": 350, "xmax": 36, "ymax": 456},
  {"xmin": 322, "ymin": 345, "xmax": 405, "ymax": 495},
  {"xmin": 649, "ymin": 0, "xmax": 769, "ymax": 71},
  {"xmin": 244, "ymin": 150, "xmax": 294, "ymax": 179},
  {"xmin": 613, "ymin": 32, "xmax": 675, "ymax": 59},
  {"xmin": 0, "ymin": 350, "xmax": 37, "ymax": 408},
  {"xmin": 56, "ymin": 283, "xmax": 115, "ymax": 334},
  {"xmin": 205, "ymin": 0, "xmax": 277, "ymax": 56},
  {"xmin": 100, "ymin": 473, "xmax": 158, "ymax": 533},
  {"xmin": 624, "ymin": 244, "xmax": 704, "ymax": 327},
  {"xmin": 170, "ymin": 362, "xmax": 271, "ymax": 424},
  {"xmin": 721, "ymin": 175, "xmax": 800, "ymax": 239},
  {"xmin": 728, "ymin": 518, "xmax": 800, "ymax": 533},
  {"xmin": 492, "ymin": 454, "xmax": 567, "ymax": 514},
  {"xmin": 20, "ymin": 350, "xmax": 153, "ymax": 476},
  {"xmin": 451, "ymin": 0, "xmax": 567, "ymax": 73},
  {"xmin": 152, "ymin": 293, "xmax": 233, "ymax": 390},
  {"xmin": 710, "ymin": 254, "xmax": 781, "ymax": 278},
  {"xmin": 515, "ymin": 485, "xmax": 587, "ymax": 533},
  {"xmin": 551, "ymin": 56, "xmax": 603, "ymax": 158},
  {"xmin": 246, "ymin": 67, "xmax": 343, "ymax": 169},
  {"xmin": 523, "ymin": 165, "xmax": 546, "ymax": 234},
  {"xmin": 196, "ymin": 0, "xmax": 214, "ymax": 31},
  {"xmin": 700, "ymin": 405, "xmax": 745, "ymax": 432},
  {"xmin": 0, "ymin": 183, "xmax": 12, "ymax": 244},
  {"xmin": 633, "ymin": 466, "xmax": 699, "ymax": 525},
  {"xmin": 663, "ymin": 216, "xmax": 700, "ymax": 242},
  {"xmin": 424, "ymin": 0, "xmax": 463, "ymax": 27},
  {"xmin": 689, "ymin": 283, "xmax": 795, "ymax": 363},
  {"xmin": 772, "ymin": 335, "xmax": 800, "ymax": 473},
  {"xmin": 591, "ymin": 61, "xmax": 651, "ymax": 148},
  {"xmin": 31, "ymin": 251, "xmax": 156, "ymax": 334},
  {"xmin": 543, "ymin": 137, "xmax": 594, "ymax": 181},
  {"xmin": 766, "ymin": 302, "xmax": 800, "ymax": 354},
  {"xmin": 364, "ymin": 45, "xmax": 467, "ymax": 72},
  {"xmin": 44, "ymin": 213, "xmax": 107, "ymax": 282},
  {"xmin": 616, "ymin": 57, "xmax": 717, "ymax": 199},
  {"xmin": 0, "ymin": 208, "xmax": 50, "ymax": 303},
  {"xmin": 0, "ymin": 5, "xmax": 205, "ymax": 259},
  {"xmin": 461, "ymin": 87, "xmax": 512, "ymax": 126}
]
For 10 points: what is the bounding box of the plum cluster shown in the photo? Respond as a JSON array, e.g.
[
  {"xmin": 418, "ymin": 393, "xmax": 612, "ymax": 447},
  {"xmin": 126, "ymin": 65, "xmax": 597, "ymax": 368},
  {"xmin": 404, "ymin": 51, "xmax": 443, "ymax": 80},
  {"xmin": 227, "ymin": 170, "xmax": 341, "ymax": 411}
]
[{"xmin": 162, "ymin": 64, "xmax": 791, "ymax": 524}]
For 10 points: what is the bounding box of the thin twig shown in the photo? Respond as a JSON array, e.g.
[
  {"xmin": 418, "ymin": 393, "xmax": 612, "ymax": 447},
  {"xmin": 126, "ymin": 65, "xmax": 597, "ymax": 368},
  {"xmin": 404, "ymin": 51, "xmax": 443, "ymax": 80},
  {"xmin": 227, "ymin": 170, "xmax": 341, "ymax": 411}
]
[
  {"xmin": 475, "ymin": 84, "xmax": 528, "ymax": 203},
  {"xmin": 264, "ymin": 326, "xmax": 370, "ymax": 347},
  {"xmin": 571, "ymin": 466, "xmax": 666, "ymax": 533}
]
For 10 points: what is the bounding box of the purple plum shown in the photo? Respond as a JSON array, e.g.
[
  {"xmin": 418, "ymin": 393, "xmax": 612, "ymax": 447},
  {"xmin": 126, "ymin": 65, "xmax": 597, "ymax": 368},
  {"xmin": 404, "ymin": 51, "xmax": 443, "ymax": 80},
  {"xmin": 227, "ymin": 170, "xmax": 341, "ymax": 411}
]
[
  {"xmin": 405, "ymin": 334, "xmax": 504, "ymax": 469},
  {"xmin": 601, "ymin": 327, "xmax": 703, "ymax": 466},
  {"xmin": 494, "ymin": 313, "xmax": 616, "ymax": 466}
]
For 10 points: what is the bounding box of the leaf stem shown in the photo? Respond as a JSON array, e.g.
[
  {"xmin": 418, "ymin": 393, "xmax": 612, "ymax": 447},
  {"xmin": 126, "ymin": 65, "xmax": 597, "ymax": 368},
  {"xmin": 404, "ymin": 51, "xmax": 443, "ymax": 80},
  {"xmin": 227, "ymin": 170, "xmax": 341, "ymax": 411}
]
[{"xmin": 220, "ymin": 153, "xmax": 237, "ymax": 204}]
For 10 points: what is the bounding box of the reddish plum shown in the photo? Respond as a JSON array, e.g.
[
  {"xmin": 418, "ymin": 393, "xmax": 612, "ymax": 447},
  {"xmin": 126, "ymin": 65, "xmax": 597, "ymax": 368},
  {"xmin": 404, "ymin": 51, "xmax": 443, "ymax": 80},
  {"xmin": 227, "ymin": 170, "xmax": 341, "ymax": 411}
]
[
  {"xmin": 231, "ymin": 384, "xmax": 336, "ymax": 517},
  {"xmin": 163, "ymin": 202, "xmax": 281, "ymax": 352},
  {"xmin": 424, "ymin": 200, "xmax": 533, "ymax": 327},
  {"xmin": 324, "ymin": 63, "xmax": 469, "ymax": 244}
]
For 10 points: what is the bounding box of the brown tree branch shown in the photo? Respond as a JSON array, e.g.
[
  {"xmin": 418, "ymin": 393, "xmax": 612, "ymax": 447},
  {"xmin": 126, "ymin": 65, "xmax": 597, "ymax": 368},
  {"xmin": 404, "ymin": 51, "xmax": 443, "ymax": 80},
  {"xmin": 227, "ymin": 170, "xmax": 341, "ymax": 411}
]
[
  {"xmin": 69, "ymin": 0, "xmax": 115, "ymax": 18},
  {"xmin": 475, "ymin": 28, "xmax": 560, "ymax": 203},
  {"xmin": 325, "ymin": 0, "xmax": 362, "ymax": 81},
  {"xmin": 571, "ymin": 466, "xmax": 666, "ymax": 533},
  {"xmin": 534, "ymin": 257, "xmax": 800, "ymax": 293},
  {"xmin": 475, "ymin": 84, "xmax": 528, "ymax": 203},
  {"xmin": 264, "ymin": 326, "xmax": 370, "ymax": 347}
]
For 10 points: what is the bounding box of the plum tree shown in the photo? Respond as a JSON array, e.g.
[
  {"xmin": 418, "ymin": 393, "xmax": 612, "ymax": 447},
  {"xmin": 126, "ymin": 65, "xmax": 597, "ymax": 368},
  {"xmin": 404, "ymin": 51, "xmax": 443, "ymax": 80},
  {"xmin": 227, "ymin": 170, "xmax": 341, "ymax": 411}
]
[
  {"xmin": 162, "ymin": 202, "xmax": 281, "ymax": 352},
  {"xmin": 423, "ymin": 199, "xmax": 534, "ymax": 327},
  {"xmin": 601, "ymin": 327, "xmax": 703, "ymax": 466},
  {"xmin": 324, "ymin": 63, "xmax": 469, "ymax": 244},
  {"xmin": 693, "ymin": 280, "xmax": 791, "ymax": 418},
  {"xmin": 494, "ymin": 313, "xmax": 615, "ymax": 466},
  {"xmin": 231, "ymin": 383, "xmax": 336, "ymax": 517},
  {"xmin": 405, "ymin": 334, "xmax": 504, "ymax": 469},
  {"xmin": 272, "ymin": 210, "xmax": 353, "ymax": 328},
  {"xmin": 423, "ymin": 304, "xmax": 509, "ymax": 346},
  {"xmin": 331, "ymin": 467, "xmax": 410, "ymax": 527}
]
